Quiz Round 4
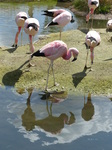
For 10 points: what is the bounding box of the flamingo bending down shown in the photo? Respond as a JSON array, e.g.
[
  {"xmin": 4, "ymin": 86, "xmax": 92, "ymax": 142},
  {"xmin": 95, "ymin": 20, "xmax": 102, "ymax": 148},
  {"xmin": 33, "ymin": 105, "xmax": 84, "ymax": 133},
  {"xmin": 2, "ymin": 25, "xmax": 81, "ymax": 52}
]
[
  {"xmin": 42, "ymin": 9, "xmax": 65, "ymax": 17},
  {"xmin": 106, "ymin": 19, "xmax": 112, "ymax": 32},
  {"xmin": 85, "ymin": 30, "xmax": 101, "ymax": 70},
  {"xmin": 12, "ymin": 12, "xmax": 28, "ymax": 48},
  {"xmin": 44, "ymin": 10, "xmax": 75, "ymax": 39},
  {"xmin": 86, "ymin": 0, "xmax": 99, "ymax": 28},
  {"xmin": 24, "ymin": 18, "xmax": 40, "ymax": 53},
  {"xmin": 30, "ymin": 40, "xmax": 79, "ymax": 91}
]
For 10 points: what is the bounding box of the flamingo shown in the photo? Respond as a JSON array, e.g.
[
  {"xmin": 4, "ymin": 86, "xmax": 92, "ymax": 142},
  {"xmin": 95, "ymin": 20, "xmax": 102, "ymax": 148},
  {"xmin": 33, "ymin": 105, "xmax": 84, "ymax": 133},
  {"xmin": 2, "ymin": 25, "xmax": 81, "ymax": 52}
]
[
  {"xmin": 24, "ymin": 18, "xmax": 40, "ymax": 53},
  {"xmin": 44, "ymin": 10, "xmax": 75, "ymax": 39},
  {"xmin": 30, "ymin": 40, "xmax": 79, "ymax": 91},
  {"xmin": 42, "ymin": 9, "xmax": 66, "ymax": 17},
  {"xmin": 106, "ymin": 19, "xmax": 112, "ymax": 32},
  {"xmin": 86, "ymin": 0, "xmax": 99, "ymax": 28},
  {"xmin": 12, "ymin": 12, "xmax": 28, "ymax": 48},
  {"xmin": 85, "ymin": 30, "xmax": 101, "ymax": 70}
]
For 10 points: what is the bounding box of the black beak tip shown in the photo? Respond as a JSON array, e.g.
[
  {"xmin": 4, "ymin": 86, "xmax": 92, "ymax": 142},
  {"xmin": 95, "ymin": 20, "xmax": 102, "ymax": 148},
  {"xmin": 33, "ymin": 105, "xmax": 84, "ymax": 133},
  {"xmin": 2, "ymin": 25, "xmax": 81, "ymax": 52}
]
[
  {"xmin": 71, "ymin": 19, "xmax": 75, "ymax": 23},
  {"xmin": 72, "ymin": 58, "xmax": 77, "ymax": 62}
]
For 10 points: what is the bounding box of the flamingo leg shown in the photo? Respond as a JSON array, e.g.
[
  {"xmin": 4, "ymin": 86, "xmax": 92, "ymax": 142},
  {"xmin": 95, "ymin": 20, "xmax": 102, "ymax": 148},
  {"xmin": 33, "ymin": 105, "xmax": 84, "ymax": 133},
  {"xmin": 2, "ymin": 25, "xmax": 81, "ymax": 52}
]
[
  {"xmin": 91, "ymin": 14, "xmax": 93, "ymax": 29},
  {"xmin": 21, "ymin": 28, "xmax": 23, "ymax": 46},
  {"xmin": 51, "ymin": 61, "xmax": 55, "ymax": 86},
  {"xmin": 59, "ymin": 27, "xmax": 62, "ymax": 40},
  {"xmin": 84, "ymin": 50, "xmax": 89, "ymax": 69},
  {"xmin": 45, "ymin": 62, "xmax": 52, "ymax": 91}
]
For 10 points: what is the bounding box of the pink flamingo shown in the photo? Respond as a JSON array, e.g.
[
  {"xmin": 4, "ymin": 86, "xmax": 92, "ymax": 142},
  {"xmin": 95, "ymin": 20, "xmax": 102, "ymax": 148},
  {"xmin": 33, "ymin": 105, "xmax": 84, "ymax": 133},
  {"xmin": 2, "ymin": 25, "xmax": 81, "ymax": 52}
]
[
  {"xmin": 85, "ymin": 30, "xmax": 101, "ymax": 70},
  {"xmin": 30, "ymin": 40, "xmax": 79, "ymax": 91},
  {"xmin": 106, "ymin": 19, "xmax": 112, "ymax": 31},
  {"xmin": 44, "ymin": 10, "xmax": 75, "ymax": 39},
  {"xmin": 24, "ymin": 18, "xmax": 40, "ymax": 53},
  {"xmin": 42, "ymin": 9, "xmax": 66, "ymax": 17},
  {"xmin": 86, "ymin": 0, "xmax": 99, "ymax": 28},
  {"xmin": 12, "ymin": 12, "xmax": 28, "ymax": 48}
]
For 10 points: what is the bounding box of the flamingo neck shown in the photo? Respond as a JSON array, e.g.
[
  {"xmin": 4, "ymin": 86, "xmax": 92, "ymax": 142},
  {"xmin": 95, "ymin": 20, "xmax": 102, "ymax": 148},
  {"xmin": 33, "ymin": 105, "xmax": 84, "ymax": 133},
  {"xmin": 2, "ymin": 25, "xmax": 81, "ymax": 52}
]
[
  {"xmin": 90, "ymin": 8, "xmax": 94, "ymax": 14},
  {"xmin": 63, "ymin": 50, "xmax": 72, "ymax": 60}
]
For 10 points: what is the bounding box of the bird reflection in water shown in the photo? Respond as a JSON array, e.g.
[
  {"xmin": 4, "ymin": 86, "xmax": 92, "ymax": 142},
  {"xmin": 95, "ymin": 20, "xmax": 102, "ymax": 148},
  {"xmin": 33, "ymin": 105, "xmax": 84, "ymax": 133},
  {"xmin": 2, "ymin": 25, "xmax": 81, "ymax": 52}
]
[
  {"xmin": 21, "ymin": 89, "xmax": 75, "ymax": 134},
  {"xmin": 21, "ymin": 88, "xmax": 36, "ymax": 131},
  {"xmin": 81, "ymin": 93, "xmax": 94, "ymax": 121}
]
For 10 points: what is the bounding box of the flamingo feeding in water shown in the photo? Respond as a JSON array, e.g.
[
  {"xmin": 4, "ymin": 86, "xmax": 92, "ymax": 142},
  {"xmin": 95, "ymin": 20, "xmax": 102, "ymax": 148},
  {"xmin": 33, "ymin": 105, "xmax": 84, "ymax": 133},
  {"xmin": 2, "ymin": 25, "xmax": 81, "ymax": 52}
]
[
  {"xmin": 85, "ymin": 30, "xmax": 101, "ymax": 70},
  {"xmin": 86, "ymin": 0, "xmax": 99, "ymax": 28},
  {"xmin": 30, "ymin": 40, "xmax": 79, "ymax": 91},
  {"xmin": 44, "ymin": 10, "xmax": 75, "ymax": 40},
  {"xmin": 24, "ymin": 18, "xmax": 40, "ymax": 53},
  {"xmin": 12, "ymin": 12, "xmax": 28, "ymax": 48}
]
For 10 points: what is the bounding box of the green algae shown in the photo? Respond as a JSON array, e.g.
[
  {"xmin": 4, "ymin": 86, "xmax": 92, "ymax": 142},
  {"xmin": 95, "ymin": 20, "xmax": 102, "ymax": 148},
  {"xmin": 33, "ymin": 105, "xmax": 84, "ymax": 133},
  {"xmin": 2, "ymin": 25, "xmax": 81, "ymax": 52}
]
[{"xmin": 1, "ymin": 29, "xmax": 112, "ymax": 95}]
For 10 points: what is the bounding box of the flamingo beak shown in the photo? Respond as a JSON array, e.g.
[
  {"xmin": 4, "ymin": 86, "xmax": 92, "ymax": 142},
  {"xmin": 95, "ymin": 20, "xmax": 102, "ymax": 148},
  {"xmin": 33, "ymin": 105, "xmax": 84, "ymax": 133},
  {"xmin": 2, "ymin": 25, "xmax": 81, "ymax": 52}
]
[
  {"xmin": 70, "ymin": 16, "xmax": 75, "ymax": 23},
  {"xmin": 72, "ymin": 57, "xmax": 77, "ymax": 62}
]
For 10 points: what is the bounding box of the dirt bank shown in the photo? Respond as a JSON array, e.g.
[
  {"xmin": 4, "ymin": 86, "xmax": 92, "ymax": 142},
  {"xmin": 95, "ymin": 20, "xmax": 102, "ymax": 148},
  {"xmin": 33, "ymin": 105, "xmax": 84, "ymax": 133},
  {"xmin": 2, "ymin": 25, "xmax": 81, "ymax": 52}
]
[{"xmin": 1, "ymin": 29, "xmax": 112, "ymax": 95}]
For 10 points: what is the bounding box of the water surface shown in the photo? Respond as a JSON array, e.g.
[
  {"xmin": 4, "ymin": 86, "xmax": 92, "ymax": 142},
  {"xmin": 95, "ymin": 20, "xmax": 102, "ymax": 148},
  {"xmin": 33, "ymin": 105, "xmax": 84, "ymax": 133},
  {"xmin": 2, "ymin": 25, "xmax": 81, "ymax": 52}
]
[{"xmin": 0, "ymin": 86, "xmax": 112, "ymax": 150}]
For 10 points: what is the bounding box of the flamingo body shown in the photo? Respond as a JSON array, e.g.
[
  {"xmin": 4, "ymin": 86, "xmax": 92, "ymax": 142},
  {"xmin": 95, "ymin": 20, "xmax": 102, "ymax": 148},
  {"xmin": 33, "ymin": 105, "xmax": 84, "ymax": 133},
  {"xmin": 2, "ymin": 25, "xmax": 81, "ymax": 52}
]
[
  {"xmin": 42, "ymin": 9, "xmax": 65, "ymax": 17},
  {"xmin": 12, "ymin": 12, "xmax": 28, "ymax": 47},
  {"xmin": 31, "ymin": 40, "xmax": 79, "ymax": 61},
  {"xmin": 106, "ymin": 19, "xmax": 112, "ymax": 31},
  {"xmin": 24, "ymin": 18, "xmax": 40, "ymax": 53},
  {"xmin": 44, "ymin": 10, "xmax": 74, "ymax": 39},
  {"xmin": 15, "ymin": 12, "xmax": 28, "ymax": 27},
  {"xmin": 85, "ymin": 30, "xmax": 101, "ymax": 68},
  {"xmin": 88, "ymin": 0, "xmax": 99, "ymax": 11},
  {"xmin": 31, "ymin": 40, "xmax": 79, "ymax": 90},
  {"xmin": 86, "ymin": 0, "xmax": 99, "ymax": 25},
  {"xmin": 45, "ymin": 11, "xmax": 74, "ymax": 28},
  {"xmin": 24, "ymin": 18, "xmax": 39, "ymax": 36}
]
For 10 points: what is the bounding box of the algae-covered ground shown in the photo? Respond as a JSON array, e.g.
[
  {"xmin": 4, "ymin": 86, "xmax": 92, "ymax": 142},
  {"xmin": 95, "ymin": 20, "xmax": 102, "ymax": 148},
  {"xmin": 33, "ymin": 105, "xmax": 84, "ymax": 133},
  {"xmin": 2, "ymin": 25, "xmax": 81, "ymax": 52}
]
[{"xmin": 1, "ymin": 29, "xmax": 112, "ymax": 95}]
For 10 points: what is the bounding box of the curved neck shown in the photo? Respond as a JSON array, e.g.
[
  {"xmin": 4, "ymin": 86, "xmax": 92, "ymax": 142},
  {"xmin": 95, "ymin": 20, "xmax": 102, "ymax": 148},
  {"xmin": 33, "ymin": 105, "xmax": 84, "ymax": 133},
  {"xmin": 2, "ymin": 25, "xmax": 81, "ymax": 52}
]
[{"xmin": 63, "ymin": 50, "xmax": 72, "ymax": 60}]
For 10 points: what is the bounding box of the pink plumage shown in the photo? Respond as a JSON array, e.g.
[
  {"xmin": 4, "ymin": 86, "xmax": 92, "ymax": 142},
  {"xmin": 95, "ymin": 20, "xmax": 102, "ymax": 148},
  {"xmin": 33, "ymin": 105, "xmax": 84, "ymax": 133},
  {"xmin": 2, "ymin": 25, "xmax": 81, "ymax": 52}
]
[
  {"xmin": 85, "ymin": 30, "xmax": 101, "ymax": 69},
  {"xmin": 31, "ymin": 40, "xmax": 79, "ymax": 90},
  {"xmin": 44, "ymin": 10, "xmax": 74, "ymax": 39},
  {"xmin": 24, "ymin": 18, "xmax": 40, "ymax": 53},
  {"xmin": 12, "ymin": 12, "xmax": 28, "ymax": 48},
  {"xmin": 86, "ymin": 0, "xmax": 99, "ymax": 27},
  {"xmin": 106, "ymin": 19, "xmax": 112, "ymax": 31},
  {"xmin": 42, "ymin": 9, "xmax": 65, "ymax": 18}
]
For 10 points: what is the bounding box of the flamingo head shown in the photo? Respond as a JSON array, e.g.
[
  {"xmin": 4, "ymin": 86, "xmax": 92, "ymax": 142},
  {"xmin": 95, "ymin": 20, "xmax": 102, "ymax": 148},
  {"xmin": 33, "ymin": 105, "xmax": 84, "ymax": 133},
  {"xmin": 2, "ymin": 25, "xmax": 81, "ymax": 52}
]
[{"xmin": 69, "ymin": 48, "xmax": 79, "ymax": 62}]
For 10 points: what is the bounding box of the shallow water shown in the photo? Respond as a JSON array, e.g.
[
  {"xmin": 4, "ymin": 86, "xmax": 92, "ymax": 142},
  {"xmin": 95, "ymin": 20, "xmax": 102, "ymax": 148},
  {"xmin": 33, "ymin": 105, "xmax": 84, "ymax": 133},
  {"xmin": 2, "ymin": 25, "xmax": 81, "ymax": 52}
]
[
  {"xmin": 0, "ymin": 86, "xmax": 112, "ymax": 150},
  {"xmin": 0, "ymin": 3, "xmax": 107, "ymax": 47}
]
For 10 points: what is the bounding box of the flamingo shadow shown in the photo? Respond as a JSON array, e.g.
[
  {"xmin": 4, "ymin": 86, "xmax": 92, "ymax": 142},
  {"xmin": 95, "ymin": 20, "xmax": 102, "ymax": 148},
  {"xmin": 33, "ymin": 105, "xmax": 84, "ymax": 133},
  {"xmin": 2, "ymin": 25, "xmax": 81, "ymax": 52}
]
[
  {"xmin": 3, "ymin": 47, "xmax": 17, "ymax": 53},
  {"xmin": 78, "ymin": 28, "xmax": 89, "ymax": 34},
  {"xmin": 72, "ymin": 68, "xmax": 90, "ymax": 88},
  {"xmin": 2, "ymin": 60, "xmax": 29, "ymax": 87},
  {"xmin": 103, "ymin": 58, "xmax": 112, "ymax": 61}
]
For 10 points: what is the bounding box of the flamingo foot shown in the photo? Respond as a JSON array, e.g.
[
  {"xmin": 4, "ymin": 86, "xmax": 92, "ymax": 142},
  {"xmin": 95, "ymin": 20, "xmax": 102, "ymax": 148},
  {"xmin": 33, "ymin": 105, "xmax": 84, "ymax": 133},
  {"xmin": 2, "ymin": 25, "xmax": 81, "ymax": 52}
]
[
  {"xmin": 54, "ymin": 82, "xmax": 59, "ymax": 87},
  {"xmin": 27, "ymin": 62, "xmax": 35, "ymax": 68},
  {"xmin": 12, "ymin": 44, "xmax": 17, "ymax": 48},
  {"xmin": 84, "ymin": 65, "xmax": 88, "ymax": 70}
]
